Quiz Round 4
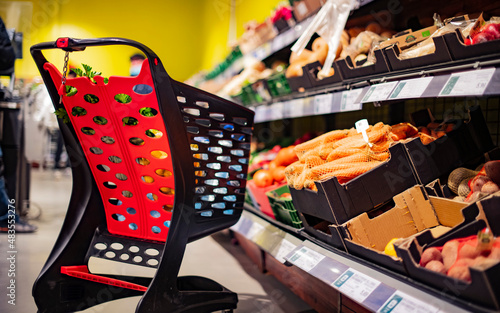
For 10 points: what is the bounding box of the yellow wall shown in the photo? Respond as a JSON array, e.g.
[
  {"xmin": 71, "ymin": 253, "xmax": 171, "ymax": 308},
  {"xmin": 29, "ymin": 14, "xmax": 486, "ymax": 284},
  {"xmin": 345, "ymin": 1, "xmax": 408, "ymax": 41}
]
[
  {"xmin": 1, "ymin": 0, "xmax": 284, "ymax": 81},
  {"xmin": 200, "ymin": 0, "xmax": 283, "ymax": 71}
]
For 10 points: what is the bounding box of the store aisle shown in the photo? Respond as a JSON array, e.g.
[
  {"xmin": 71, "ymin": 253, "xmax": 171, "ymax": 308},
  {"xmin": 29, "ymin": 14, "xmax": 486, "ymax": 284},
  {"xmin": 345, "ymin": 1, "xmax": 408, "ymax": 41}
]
[{"xmin": 0, "ymin": 169, "xmax": 314, "ymax": 313}]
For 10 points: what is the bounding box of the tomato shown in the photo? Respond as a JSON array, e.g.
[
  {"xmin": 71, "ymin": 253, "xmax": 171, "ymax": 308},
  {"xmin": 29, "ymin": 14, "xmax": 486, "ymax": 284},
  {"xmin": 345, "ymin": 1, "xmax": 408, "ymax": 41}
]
[
  {"xmin": 280, "ymin": 192, "xmax": 292, "ymax": 199},
  {"xmin": 253, "ymin": 169, "xmax": 274, "ymax": 187},
  {"xmin": 275, "ymin": 146, "xmax": 298, "ymax": 166},
  {"xmin": 271, "ymin": 166, "xmax": 286, "ymax": 182}
]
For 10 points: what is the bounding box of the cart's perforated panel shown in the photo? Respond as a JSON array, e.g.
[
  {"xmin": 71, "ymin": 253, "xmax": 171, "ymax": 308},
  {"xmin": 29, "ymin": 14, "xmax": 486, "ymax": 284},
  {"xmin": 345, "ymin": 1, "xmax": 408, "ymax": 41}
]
[
  {"xmin": 172, "ymin": 83, "xmax": 253, "ymax": 223},
  {"xmin": 44, "ymin": 60, "xmax": 174, "ymax": 242}
]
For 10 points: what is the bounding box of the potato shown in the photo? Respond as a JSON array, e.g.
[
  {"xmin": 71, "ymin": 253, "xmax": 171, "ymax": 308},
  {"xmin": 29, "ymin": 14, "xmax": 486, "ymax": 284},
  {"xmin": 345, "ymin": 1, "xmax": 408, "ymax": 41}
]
[
  {"xmin": 481, "ymin": 181, "xmax": 500, "ymax": 194},
  {"xmin": 311, "ymin": 37, "xmax": 329, "ymax": 65},
  {"xmin": 458, "ymin": 243, "xmax": 480, "ymax": 260},
  {"xmin": 470, "ymin": 175, "xmax": 491, "ymax": 192},
  {"xmin": 442, "ymin": 240, "xmax": 459, "ymax": 271},
  {"xmin": 448, "ymin": 265, "xmax": 471, "ymax": 282},
  {"xmin": 485, "ymin": 160, "xmax": 500, "ymax": 185},
  {"xmin": 466, "ymin": 191, "xmax": 487, "ymax": 203},
  {"xmin": 488, "ymin": 247, "xmax": 500, "ymax": 260},
  {"xmin": 425, "ymin": 260, "xmax": 446, "ymax": 274},
  {"xmin": 420, "ymin": 247, "xmax": 443, "ymax": 267},
  {"xmin": 471, "ymin": 256, "xmax": 499, "ymax": 270}
]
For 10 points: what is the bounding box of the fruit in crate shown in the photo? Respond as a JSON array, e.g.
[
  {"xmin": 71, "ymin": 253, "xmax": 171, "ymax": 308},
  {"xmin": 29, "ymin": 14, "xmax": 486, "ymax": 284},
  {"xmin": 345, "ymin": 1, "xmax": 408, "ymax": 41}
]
[
  {"xmin": 250, "ymin": 144, "xmax": 300, "ymax": 188},
  {"xmin": 420, "ymin": 228, "xmax": 500, "ymax": 282}
]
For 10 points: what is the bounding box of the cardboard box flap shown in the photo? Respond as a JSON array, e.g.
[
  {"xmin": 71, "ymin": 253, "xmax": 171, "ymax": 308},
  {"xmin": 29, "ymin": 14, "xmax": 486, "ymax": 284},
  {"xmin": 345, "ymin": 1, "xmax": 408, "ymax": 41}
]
[
  {"xmin": 345, "ymin": 186, "xmax": 438, "ymax": 251},
  {"xmin": 429, "ymin": 196, "xmax": 468, "ymax": 227},
  {"xmin": 403, "ymin": 186, "xmax": 439, "ymax": 231}
]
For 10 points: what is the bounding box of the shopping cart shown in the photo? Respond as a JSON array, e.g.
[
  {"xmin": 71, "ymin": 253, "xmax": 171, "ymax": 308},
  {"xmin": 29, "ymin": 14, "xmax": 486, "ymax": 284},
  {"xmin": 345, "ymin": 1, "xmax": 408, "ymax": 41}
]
[{"xmin": 30, "ymin": 37, "xmax": 254, "ymax": 313}]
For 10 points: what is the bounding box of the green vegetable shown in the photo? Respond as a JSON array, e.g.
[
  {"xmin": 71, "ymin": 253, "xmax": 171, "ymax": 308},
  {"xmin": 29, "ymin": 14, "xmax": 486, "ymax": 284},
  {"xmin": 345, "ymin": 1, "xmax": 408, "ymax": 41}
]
[
  {"xmin": 139, "ymin": 107, "xmax": 156, "ymax": 117},
  {"xmin": 84, "ymin": 94, "xmax": 99, "ymax": 103},
  {"xmin": 71, "ymin": 63, "xmax": 105, "ymax": 84},
  {"xmin": 122, "ymin": 117, "xmax": 138, "ymax": 126},
  {"xmin": 54, "ymin": 108, "xmax": 70, "ymax": 123},
  {"xmin": 65, "ymin": 85, "xmax": 78, "ymax": 97},
  {"xmin": 115, "ymin": 93, "xmax": 132, "ymax": 104},
  {"xmin": 71, "ymin": 106, "xmax": 87, "ymax": 117}
]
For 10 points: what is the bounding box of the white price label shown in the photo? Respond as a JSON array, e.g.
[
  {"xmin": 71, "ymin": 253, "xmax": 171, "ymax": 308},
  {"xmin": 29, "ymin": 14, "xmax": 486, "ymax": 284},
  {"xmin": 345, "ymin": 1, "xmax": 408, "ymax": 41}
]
[
  {"xmin": 230, "ymin": 217, "xmax": 245, "ymax": 232},
  {"xmin": 270, "ymin": 103, "xmax": 284, "ymax": 120},
  {"xmin": 287, "ymin": 246, "xmax": 325, "ymax": 272},
  {"xmin": 439, "ymin": 68, "xmax": 495, "ymax": 96},
  {"xmin": 288, "ymin": 99, "xmax": 305, "ymax": 118},
  {"xmin": 389, "ymin": 77, "xmax": 433, "ymax": 99},
  {"xmin": 314, "ymin": 93, "xmax": 334, "ymax": 114},
  {"xmin": 274, "ymin": 239, "xmax": 297, "ymax": 263},
  {"xmin": 378, "ymin": 291, "xmax": 440, "ymax": 313},
  {"xmin": 361, "ymin": 81, "xmax": 398, "ymax": 103},
  {"xmin": 341, "ymin": 89, "xmax": 363, "ymax": 111},
  {"xmin": 332, "ymin": 269, "xmax": 381, "ymax": 304},
  {"xmin": 246, "ymin": 222, "xmax": 265, "ymax": 240},
  {"xmin": 254, "ymin": 106, "xmax": 266, "ymax": 123},
  {"xmin": 272, "ymin": 35, "xmax": 285, "ymax": 52}
]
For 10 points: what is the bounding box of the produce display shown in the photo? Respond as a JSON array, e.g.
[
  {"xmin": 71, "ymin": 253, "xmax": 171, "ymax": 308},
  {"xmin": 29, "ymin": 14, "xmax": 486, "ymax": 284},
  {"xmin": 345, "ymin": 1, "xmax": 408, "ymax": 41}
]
[
  {"xmin": 419, "ymin": 229, "xmax": 500, "ymax": 281},
  {"xmin": 448, "ymin": 160, "xmax": 500, "ymax": 202},
  {"xmin": 283, "ymin": 121, "xmax": 439, "ymax": 191}
]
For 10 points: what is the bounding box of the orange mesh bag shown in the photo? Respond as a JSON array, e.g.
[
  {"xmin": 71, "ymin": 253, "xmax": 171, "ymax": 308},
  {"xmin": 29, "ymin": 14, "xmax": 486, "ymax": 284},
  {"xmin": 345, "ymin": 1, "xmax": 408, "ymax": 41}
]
[{"xmin": 326, "ymin": 148, "xmax": 365, "ymax": 162}]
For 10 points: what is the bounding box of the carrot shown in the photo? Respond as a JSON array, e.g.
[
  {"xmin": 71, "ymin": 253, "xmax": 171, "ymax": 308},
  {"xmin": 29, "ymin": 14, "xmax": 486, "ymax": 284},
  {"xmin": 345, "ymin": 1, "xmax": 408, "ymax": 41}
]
[
  {"xmin": 326, "ymin": 148, "xmax": 364, "ymax": 162},
  {"xmin": 323, "ymin": 161, "xmax": 381, "ymax": 181},
  {"xmin": 369, "ymin": 151, "xmax": 390, "ymax": 161}
]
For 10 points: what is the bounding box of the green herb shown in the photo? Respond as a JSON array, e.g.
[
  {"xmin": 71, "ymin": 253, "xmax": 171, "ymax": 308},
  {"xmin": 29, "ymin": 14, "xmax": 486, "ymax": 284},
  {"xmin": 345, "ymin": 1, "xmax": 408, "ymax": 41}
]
[
  {"xmin": 84, "ymin": 94, "xmax": 99, "ymax": 104},
  {"xmin": 93, "ymin": 116, "xmax": 108, "ymax": 125},
  {"xmin": 65, "ymin": 85, "xmax": 78, "ymax": 97},
  {"xmin": 54, "ymin": 108, "xmax": 70, "ymax": 123},
  {"xmin": 145, "ymin": 129, "xmax": 155, "ymax": 137},
  {"xmin": 115, "ymin": 93, "xmax": 132, "ymax": 104},
  {"xmin": 122, "ymin": 117, "xmax": 138, "ymax": 126},
  {"xmin": 140, "ymin": 107, "xmax": 156, "ymax": 117},
  {"xmin": 71, "ymin": 63, "xmax": 105, "ymax": 83},
  {"xmin": 71, "ymin": 106, "xmax": 87, "ymax": 117}
]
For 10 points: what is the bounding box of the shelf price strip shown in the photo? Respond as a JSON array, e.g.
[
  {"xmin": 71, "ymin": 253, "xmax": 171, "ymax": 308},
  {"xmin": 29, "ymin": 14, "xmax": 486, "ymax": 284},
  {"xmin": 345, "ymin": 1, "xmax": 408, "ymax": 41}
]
[
  {"xmin": 286, "ymin": 246, "xmax": 325, "ymax": 272},
  {"xmin": 361, "ymin": 81, "xmax": 398, "ymax": 103},
  {"xmin": 439, "ymin": 67, "xmax": 495, "ymax": 97},
  {"xmin": 314, "ymin": 93, "xmax": 334, "ymax": 115},
  {"xmin": 388, "ymin": 77, "xmax": 433, "ymax": 100},
  {"xmin": 341, "ymin": 89, "xmax": 363, "ymax": 112},
  {"xmin": 377, "ymin": 290, "xmax": 440, "ymax": 313},
  {"xmin": 333, "ymin": 268, "xmax": 381, "ymax": 304},
  {"xmin": 273, "ymin": 238, "xmax": 298, "ymax": 263}
]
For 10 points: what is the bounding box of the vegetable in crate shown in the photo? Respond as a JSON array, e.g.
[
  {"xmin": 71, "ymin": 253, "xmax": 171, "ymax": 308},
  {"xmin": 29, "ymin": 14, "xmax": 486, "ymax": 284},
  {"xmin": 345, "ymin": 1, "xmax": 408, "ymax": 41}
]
[
  {"xmin": 420, "ymin": 228, "xmax": 500, "ymax": 282},
  {"xmin": 284, "ymin": 121, "xmax": 437, "ymax": 191}
]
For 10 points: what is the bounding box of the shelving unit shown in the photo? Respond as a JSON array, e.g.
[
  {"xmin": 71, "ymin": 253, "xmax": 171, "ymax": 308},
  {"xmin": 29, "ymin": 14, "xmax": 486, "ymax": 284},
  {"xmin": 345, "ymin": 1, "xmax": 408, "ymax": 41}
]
[
  {"xmin": 232, "ymin": 207, "xmax": 498, "ymax": 313},
  {"xmin": 198, "ymin": 1, "xmax": 500, "ymax": 312}
]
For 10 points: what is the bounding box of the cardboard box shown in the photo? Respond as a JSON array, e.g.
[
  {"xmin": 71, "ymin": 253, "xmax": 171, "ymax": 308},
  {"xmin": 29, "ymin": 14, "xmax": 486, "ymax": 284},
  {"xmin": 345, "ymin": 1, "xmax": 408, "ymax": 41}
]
[
  {"xmin": 383, "ymin": 35, "xmax": 452, "ymax": 71},
  {"xmin": 379, "ymin": 25, "xmax": 437, "ymax": 50},
  {"xmin": 397, "ymin": 194, "xmax": 500, "ymax": 310},
  {"xmin": 404, "ymin": 105, "xmax": 495, "ymax": 185},
  {"xmin": 443, "ymin": 28, "xmax": 500, "ymax": 62},
  {"xmin": 333, "ymin": 186, "xmax": 467, "ymax": 274},
  {"xmin": 291, "ymin": 0, "xmax": 323, "ymax": 22},
  {"xmin": 290, "ymin": 143, "xmax": 419, "ymax": 226},
  {"xmin": 336, "ymin": 49, "xmax": 390, "ymax": 80}
]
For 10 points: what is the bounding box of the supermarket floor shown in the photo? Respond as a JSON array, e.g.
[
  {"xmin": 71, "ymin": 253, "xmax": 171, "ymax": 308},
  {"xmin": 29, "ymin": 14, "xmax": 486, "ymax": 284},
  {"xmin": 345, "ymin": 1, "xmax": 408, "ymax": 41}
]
[{"xmin": 0, "ymin": 169, "xmax": 315, "ymax": 313}]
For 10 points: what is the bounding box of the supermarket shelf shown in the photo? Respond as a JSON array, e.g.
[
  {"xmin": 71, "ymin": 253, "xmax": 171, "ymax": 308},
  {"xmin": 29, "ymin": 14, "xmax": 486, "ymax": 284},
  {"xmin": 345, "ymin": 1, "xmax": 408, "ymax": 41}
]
[
  {"xmin": 232, "ymin": 208, "xmax": 499, "ymax": 313},
  {"xmin": 210, "ymin": 0, "xmax": 376, "ymax": 82},
  {"xmin": 252, "ymin": 64, "xmax": 500, "ymax": 123}
]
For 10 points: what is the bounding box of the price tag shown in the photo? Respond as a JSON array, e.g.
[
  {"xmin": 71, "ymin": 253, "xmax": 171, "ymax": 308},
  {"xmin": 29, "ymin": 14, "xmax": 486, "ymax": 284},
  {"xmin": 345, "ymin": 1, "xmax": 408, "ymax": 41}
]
[
  {"xmin": 361, "ymin": 81, "xmax": 398, "ymax": 103},
  {"xmin": 341, "ymin": 89, "xmax": 363, "ymax": 112},
  {"xmin": 389, "ymin": 77, "xmax": 433, "ymax": 99},
  {"xmin": 270, "ymin": 102, "xmax": 284, "ymax": 120},
  {"xmin": 272, "ymin": 34, "xmax": 285, "ymax": 52},
  {"xmin": 314, "ymin": 93, "xmax": 334, "ymax": 114},
  {"xmin": 246, "ymin": 222, "xmax": 265, "ymax": 240},
  {"xmin": 378, "ymin": 291, "xmax": 440, "ymax": 313},
  {"xmin": 254, "ymin": 106, "xmax": 266, "ymax": 123},
  {"xmin": 283, "ymin": 29, "xmax": 297, "ymax": 46},
  {"xmin": 332, "ymin": 269, "xmax": 381, "ymax": 304},
  {"xmin": 288, "ymin": 99, "xmax": 305, "ymax": 118},
  {"xmin": 230, "ymin": 217, "xmax": 245, "ymax": 233},
  {"xmin": 439, "ymin": 68, "xmax": 495, "ymax": 96},
  {"xmin": 274, "ymin": 239, "xmax": 297, "ymax": 263},
  {"xmin": 287, "ymin": 246, "xmax": 325, "ymax": 272}
]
